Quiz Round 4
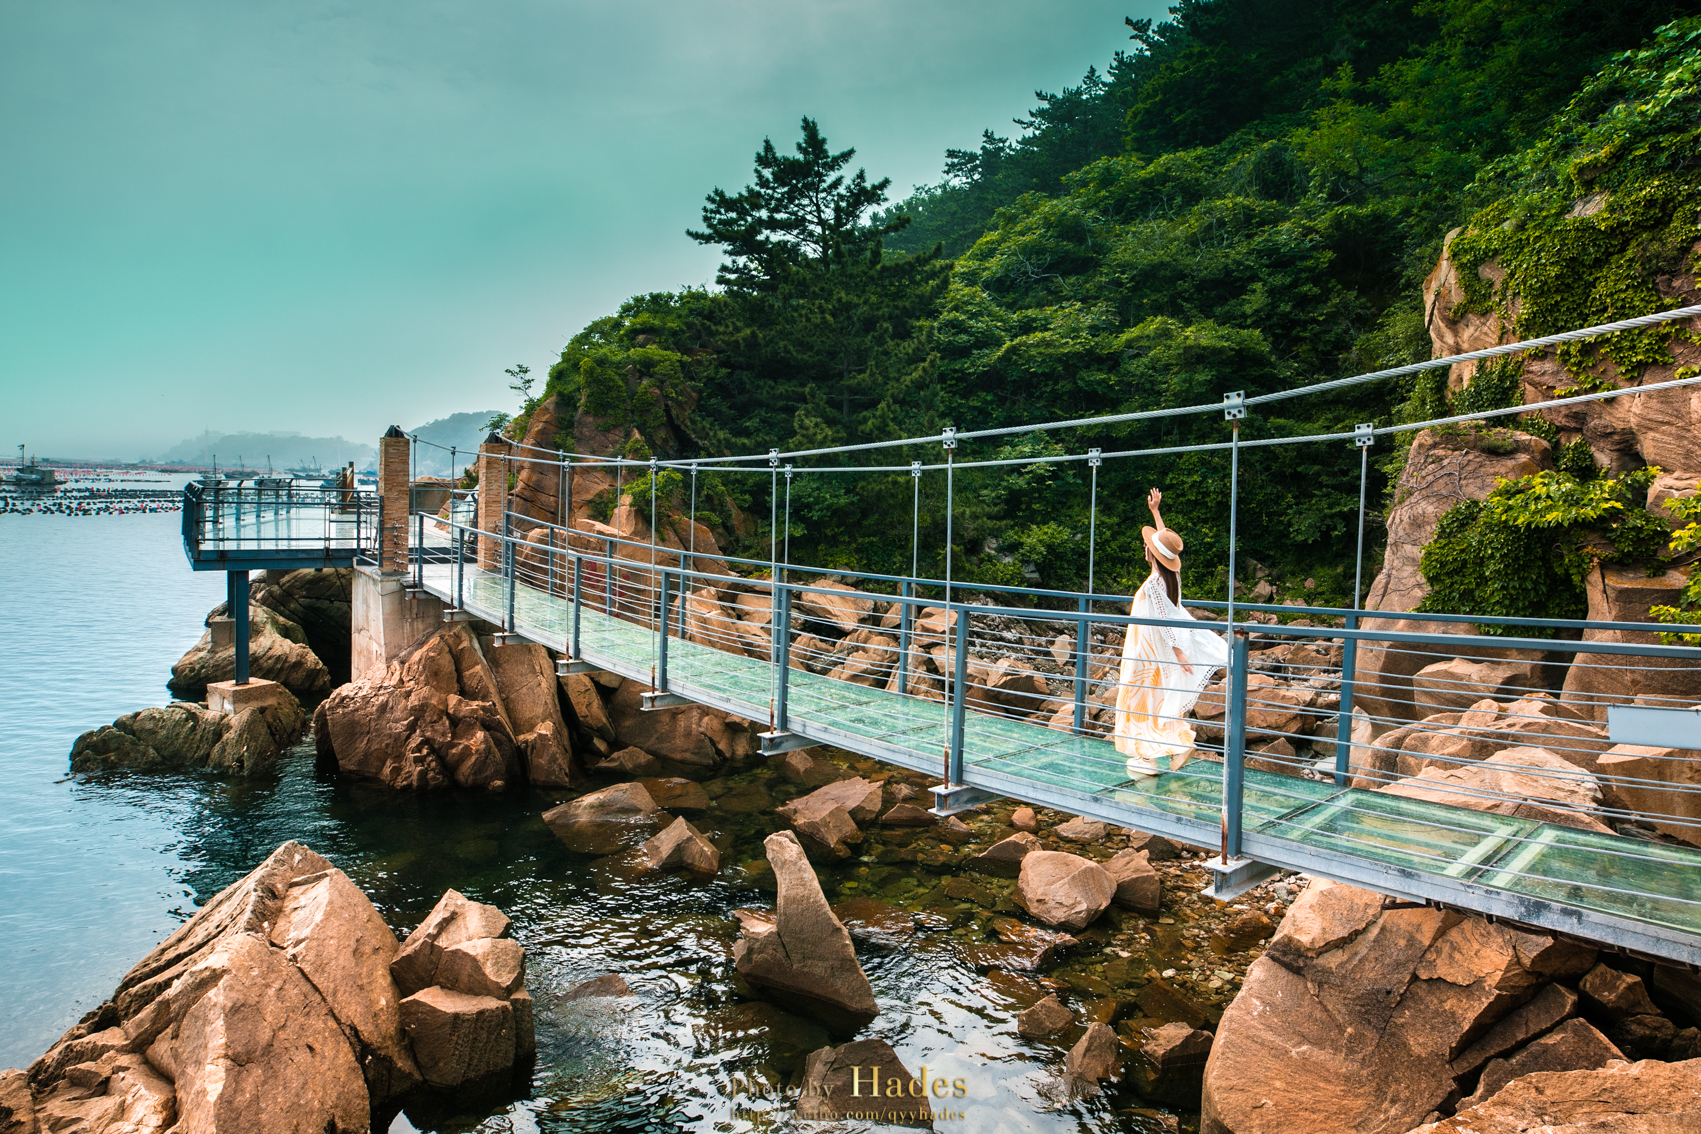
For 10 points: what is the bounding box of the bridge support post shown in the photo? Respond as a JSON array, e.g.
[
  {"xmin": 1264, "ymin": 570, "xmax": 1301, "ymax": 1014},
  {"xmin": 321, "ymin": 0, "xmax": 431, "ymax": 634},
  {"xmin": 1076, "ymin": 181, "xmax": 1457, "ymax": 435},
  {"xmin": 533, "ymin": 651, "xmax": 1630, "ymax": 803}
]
[
  {"xmin": 571, "ymin": 555, "xmax": 583, "ymax": 659},
  {"xmin": 228, "ymin": 570, "xmax": 250, "ymax": 685},
  {"xmin": 1072, "ymin": 595, "xmax": 1089, "ymax": 734},
  {"xmin": 895, "ymin": 579, "xmax": 912, "ymax": 696},
  {"xmin": 657, "ymin": 569, "xmax": 672, "ymax": 692},
  {"xmin": 949, "ymin": 608, "xmax": 969, "ymax": 785},
  {"xmin": 775, "ymin": 584, "xmax": 792, "ymax": 732},
  {"xmin": 1222, "ymin": 629, "xmax": 1250, "ymax": 861},
  {"xmin": 376, "ymin": 426, "xmax": 410, "ymax": 574},
  {"xmin": 1334, "ymin": 612, "xmax": 1359, "ymax": 786},
  {"xmin": 476, "ymin": 432, "xmax": 510, "ymax": 570}
]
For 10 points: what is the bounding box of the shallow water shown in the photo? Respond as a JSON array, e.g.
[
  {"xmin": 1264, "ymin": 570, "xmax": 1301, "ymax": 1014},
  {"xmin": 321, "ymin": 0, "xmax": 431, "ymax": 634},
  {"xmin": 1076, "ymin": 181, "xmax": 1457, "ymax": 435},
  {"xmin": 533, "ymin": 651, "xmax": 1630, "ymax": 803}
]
[{"xmin": 1, "ymin": 505, "xmax": 1198, "ymax": 1133}]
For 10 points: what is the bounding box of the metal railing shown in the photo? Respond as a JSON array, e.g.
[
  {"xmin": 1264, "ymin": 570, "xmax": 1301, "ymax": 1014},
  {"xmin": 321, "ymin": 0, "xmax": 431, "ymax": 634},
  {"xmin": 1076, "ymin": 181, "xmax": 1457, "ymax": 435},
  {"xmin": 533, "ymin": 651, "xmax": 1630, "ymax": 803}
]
[
  {"xmin": 410, "ymin": 508, "xmax": 1701, "ymax": 961},
  {"xmin": 181, "ymin": 478, "xmax": 378, "ymax": 569}
]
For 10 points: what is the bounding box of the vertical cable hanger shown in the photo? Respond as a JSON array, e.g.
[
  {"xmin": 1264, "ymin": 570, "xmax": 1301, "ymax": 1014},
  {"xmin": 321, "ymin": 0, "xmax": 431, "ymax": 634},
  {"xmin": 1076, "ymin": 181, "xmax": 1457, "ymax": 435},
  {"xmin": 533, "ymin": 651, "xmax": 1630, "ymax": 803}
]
[
  {"xmin": 1087, "ymin": 448, "xmax": 1102, "ymax": 598},
  {"xmin": 649, "ymin": 455, "xmax": 659, "ymax": 691},
  {"xmin": 941, "ymin": 426, "xmax": 957, "ymax": 786},
  {"xmin": 1220, "ymin": 391, "xmax": 1245, "ymax": 867},
  {"xmin": 768, "ymin": 448, "xmax": 779, "ymax": 732}
]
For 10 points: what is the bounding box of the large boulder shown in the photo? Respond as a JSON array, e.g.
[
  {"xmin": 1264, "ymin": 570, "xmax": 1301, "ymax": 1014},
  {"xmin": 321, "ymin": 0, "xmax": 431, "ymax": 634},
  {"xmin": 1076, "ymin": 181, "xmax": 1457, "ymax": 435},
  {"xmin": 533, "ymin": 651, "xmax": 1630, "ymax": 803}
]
[
  {"xmin": 1411, "ymin": 658, "xmax": 1546, "ymax": 715},
  {"xmin": 168, "ymin": 603, "xmax": 332, "ymax": 704},
  {"xmin": 313, "ymin": 624, "xmax": 522, "ymax": 790},
  {"xmin": 1403, "ymin": 1056, "xmax": 1701, "ymax": 1133},
  {"xmin": 542, "ymin": 782, "xmax": 666, "ymax": 855},
  {"xmin": 1355, "ymin": 428, "xmax": 1553, "ymax": 724},
  {"xmin": 1598, "ymin": 742, "xmax": 1701, "ymax": 847},
  {"xmin": 1202, "ymin": 878, "xmax": 1599, "ymax": 1134},
  {"xmin": 1379, "ymin": 745, "xmax": 1606, "ymax": 831},
  {"xmin": 14, "ymin": 841, "xmax": 527, "ymax": 1133},
  {"xmin": 775, "ymin": 778, "xmax": 883, "ymax": 858},
  {"xmin": 642, "ymin": 816, "xmax": 720, "ymax": 874},
  {"xmin": 1561, "ymin": 565, "xmax": 1701, "ymax": 721},
  {"xmin": 732, "ymin": 831, "xmax": 878, "ymax": 1032},
  {"xmin": 1015, "ymin": 851, "xmax": 1115, "ymax": 932},
  {"xmin": 487, "ymin": 641, "xmax": 578, "ymax": 787},
  {"xmin": 600, "ymin": 676, "xmax": 758, "ymax": 775},
  {"xmin": 69, "ymin": 692, "xmax": 307, "ymax": 777},
  {"xmin": 1102, "ymin": 849, "xmax": 1162, "ymax": 915}
]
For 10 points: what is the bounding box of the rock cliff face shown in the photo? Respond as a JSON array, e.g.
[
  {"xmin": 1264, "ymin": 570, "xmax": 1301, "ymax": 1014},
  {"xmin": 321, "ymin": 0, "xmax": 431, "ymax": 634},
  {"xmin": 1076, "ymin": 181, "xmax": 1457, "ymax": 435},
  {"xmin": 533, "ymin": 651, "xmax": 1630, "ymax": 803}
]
[
  {"xmin": 4, "ymin": 841, "xmax": 532, "ymax": 1134},
  {"xmin": 1202, "ymin": 877, "xmax": 1701, "ymax": 1134}
]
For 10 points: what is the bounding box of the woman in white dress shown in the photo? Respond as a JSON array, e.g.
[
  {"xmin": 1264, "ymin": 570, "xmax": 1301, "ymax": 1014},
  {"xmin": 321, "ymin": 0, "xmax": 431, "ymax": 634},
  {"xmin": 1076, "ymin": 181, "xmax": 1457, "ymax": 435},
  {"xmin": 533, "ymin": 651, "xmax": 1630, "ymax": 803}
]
[{"xmin": 1113, "ymin": 488, "xmax": 1230, "ymax": 777}]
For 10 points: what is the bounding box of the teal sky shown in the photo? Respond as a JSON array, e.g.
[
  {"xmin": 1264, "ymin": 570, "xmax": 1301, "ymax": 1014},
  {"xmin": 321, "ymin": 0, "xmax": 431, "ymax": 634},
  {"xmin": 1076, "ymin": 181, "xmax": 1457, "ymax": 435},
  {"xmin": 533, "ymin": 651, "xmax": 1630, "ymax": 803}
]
[{"xmin": 2, "ymin": 1, "xmax": 1162, "ymax": 460}]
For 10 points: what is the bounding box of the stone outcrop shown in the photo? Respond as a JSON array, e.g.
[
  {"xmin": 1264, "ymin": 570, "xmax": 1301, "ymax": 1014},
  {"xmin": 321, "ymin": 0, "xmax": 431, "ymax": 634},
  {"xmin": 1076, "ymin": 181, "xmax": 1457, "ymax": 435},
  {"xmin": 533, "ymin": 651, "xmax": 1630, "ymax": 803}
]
[
  {"xmin": 542, "ymin": 782, "xmax": 666, "ymax": 855},
  {"xmin": 1561, "ymin": 564, "xmax": 1701, "ymax": 721},
  {"xmin": 168, "ymin": 602, "xmax": 332, "ymax": 703},
  {"xmin": 732, "ymin": 831, "xmax": 878, "ymax": 1032},
  {"xmin": 1404, "ymin": 1056, "xmax": 1701, "ymax": 1133},
  {"xmin": 1599, "ymin": 743, "xmax": 1701, "ymax": 846},
  {"xmin": 775, "ymin": 777, "xmax": 883, "ymax": 858},
  {"xmin": 1015, "ymin": 851, "xmax": 1115, "ymax": 931},
  {"xmin": 795, "ymin": 1039, "xmax": 936, "ymax": 1125},
  {"xmin": 1355, "ymin": 428, "xmax": 1554, "ymax": 724},
  {"xmin": 313, "ymin": 623, "xmax": 526, "ymax": 790},
  {"xmin": 69, "ymin": 692, "xmax": 307, "ymax": 776},
  {"xmin": 1196, "ymin": 875, "xmax": 1694, "ymax": 1134},
  {"xmin": 598, "ymin": 676, "xmax": 757, "ymax": 774},
  {"xmin": 9, "ymin": 842, "xmax": 531, "ymax": 1133},
  {"xmin": 1102, "ymin": 849, "xmax": 1162, "ymax": 915}
]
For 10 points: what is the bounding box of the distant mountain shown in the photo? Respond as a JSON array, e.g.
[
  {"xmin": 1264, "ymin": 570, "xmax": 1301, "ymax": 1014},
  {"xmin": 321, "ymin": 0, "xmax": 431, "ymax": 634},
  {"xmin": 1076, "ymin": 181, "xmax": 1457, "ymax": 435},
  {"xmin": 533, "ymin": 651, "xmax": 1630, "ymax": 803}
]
[
  {"xmin": 157, "ymin": 430, "xmax": 375, "ymax": 473},
  {"xmin": 404, "ymin": 412, "xmax": 501, "ymax": 478}
]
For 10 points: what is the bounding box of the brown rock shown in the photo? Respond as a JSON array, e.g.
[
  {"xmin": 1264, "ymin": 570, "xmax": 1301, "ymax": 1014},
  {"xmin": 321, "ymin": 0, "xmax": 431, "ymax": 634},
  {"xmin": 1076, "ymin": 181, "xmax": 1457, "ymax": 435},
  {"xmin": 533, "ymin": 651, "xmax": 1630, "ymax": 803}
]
[
  {"xmin": 1461, "ymin": 1017, "xmax": 1625, "ymax": 1109},
  {"xmin": 939, "ymin": 816, "xmax": 974, "ymax": 845},
  {"xmin": 1054, "ymin": 816, "xmax": 1111, "ymax": 843},
  {"xmin": 1211, "ymin": 910, "xmax": 1275, "ymax": 955},
  {"xmin": 731, "ymin": 831, "xmax": 877, "ymax": 1032},
  {"xmin": 169, "ymin": 603, "xmax": 332, "ymax": 703},
  {"xmin": 1411, "ymin": 658, "xmax": 1545, "ymax": 714},
  {"xmin": 32, "ymin": 1052, "xmax": 174, "ymax": 1134},
  {"xmin": 880, "ymin": 803, "xmax": 937, "ymax": 826},
  {"xmin": 1562, "ymin": 565, "xmax": 1701, "ymax": 722},
  {"xmin": 1267, "ymin": 877, "xmax": 1384, "ymax": 960},
  {"xmin": 795, "ymin": 581, "xmax": 875, "ymax": 637},
  {"xmin": 1063, "ymin": 1022, "xmax": 1120, "ymax": 1096},
  {"xmin": 780, "ymin": 777, "xmax": 885, "ymax": 823},
  {"xmin": 642, "ymin": 816, "xmax": 720, "ymax": 874},
  {"xmin": 559, "ymin": 672, "xmax": 615, "ymax": 742},
  {"xmin": 488, "ymin": 641, "xmax": 578, "ymax": 786},
  {"xmin": 435, "ymin": 937, "xmax": 527, "ymax": 1000},
  {"xmin": 595, "ymin": 745, "xmax": 663, "ymax": 777},
  {"xmin": 1015, "ymin": 851, "xmax": 1115, "ymax": 932},
  {"xmin": 1126, "ymin": 830, "xmax": 1184, "ymax": 860},
  {"xmin": 542, "ymin": 781, "xmax": 665, "ymax": 855},
  {"xmin": 1609, "ymin": 1013, "xmax": 1679, "ymax": 1059},
  {"xmin": 1380, "ymin": 744, "xmax": 1603, "ymax": 826},
  {"xmin": 1408, "ymin": 1054, "xmax": 1701, "ymax": 1133},
  {"xmin": 639, "ymin": 776, "xmax": 710, "ymax": 811},
  {"xmin": 169, "ymin": 933, "xmax": 370, "ymax": 1134},
  {"xmin": 391, "ymin": 889, "xmax": 513, "ymax": 997},
  {"xmin": 268, "ymin": 866, "xmax": 421, "ymax": 1104},
  {"xmin": 1017, "ymin": 994, "xmax": 1073, "ymax": 1037},
  {"xmin": 1131, "ymin": 1022, "xmax": 1213, "ymax": 1105},
  {"xmin": 1102, "ymin": 849, "xmax": 1162, "ymax": 916},
  {"xmin": 1010, "ymin": 807, "xmax": 1039, "ymax": 833},
  {"xmin": 1450, "ymin": 982, "xmax": 1578, "ymax": 1078},
  {"xmin": 795, "ymin": 1039, "xmax": 934, "ymax": 1125},
  {"xmin": 316, "ymin": 624, "xmax": 521, "ymax": 790},
  {"xmin": 70, "ymin": 694, "xmax": 307, "ymax": 777},
  {"xmin": 0, "ymin": 1069, "xmax": 36, "ymax": 1134},
  {"xmin": 969, "ymin": 832, "xmax": 1041, "ymax": 878},
  {"xmin": 561, "ymin": 974, "xmax": 634, "ymax": 1000},
  {"xmin": 1580, "ymin": 963, "xmax": 1659, "ymax": 1020},
  {"xmin": 779, "ymin": 749, "xmax": 839, "ymax": 787},
  {"xmin": 960, "ymin": 918, "xmax": 1077, "ymax": 972},
  {"xmin": 602, "ymin": 677, "xmax": 757, "ymax": 772},
  {"xmin": 398, "ymin": 986, "xmax": 517, "ymax": 1093},
  {"xmin": 1598, "ymin": 744, "xmax": 1701, "ymax": 847}
]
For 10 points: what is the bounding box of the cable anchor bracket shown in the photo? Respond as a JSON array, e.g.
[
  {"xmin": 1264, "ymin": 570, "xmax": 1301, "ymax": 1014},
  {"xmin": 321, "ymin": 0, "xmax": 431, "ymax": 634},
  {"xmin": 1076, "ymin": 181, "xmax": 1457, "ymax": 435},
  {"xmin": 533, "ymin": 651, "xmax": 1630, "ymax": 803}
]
[
  {"xmin": 1223, "ymin": 391, "xmax": 1246, "ymax": 421},
  {"xmin": 1354, "ymin": 422, "xmax": 1376, "ymax": 449}
]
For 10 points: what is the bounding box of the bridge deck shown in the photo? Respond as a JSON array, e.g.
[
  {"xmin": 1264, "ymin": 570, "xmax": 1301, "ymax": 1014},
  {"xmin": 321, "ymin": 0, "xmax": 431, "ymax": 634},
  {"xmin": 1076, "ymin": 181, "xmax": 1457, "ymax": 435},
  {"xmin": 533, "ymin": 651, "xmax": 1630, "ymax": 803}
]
[{"xmin": 420, "ymin": 562, "xmax": 1701, "ymax": 965}]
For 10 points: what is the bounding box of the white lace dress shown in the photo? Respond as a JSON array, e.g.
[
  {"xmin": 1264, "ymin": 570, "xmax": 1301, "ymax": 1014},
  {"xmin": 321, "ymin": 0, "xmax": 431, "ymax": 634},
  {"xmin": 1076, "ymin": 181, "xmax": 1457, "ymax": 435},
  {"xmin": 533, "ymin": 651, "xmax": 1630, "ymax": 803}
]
[{"xmin": 1112, "ymin": 571, "xmax": 1229, "ymax": 775}]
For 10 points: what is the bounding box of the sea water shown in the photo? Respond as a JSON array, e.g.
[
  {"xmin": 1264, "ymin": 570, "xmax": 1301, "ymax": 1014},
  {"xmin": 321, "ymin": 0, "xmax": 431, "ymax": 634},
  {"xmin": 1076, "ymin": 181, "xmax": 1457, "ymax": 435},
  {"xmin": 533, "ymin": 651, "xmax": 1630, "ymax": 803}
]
[{"xmin": 0, "ymin": 505, "xmax": 1179, "ymax": 1133}]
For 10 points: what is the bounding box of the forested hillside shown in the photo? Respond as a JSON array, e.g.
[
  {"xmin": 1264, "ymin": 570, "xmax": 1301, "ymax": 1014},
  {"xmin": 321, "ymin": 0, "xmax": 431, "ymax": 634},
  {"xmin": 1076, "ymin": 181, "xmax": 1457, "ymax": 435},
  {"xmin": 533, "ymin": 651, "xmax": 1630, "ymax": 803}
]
[{"xmin": 533, "ymin": 0, "xmax": 1701, "ymax": 607}]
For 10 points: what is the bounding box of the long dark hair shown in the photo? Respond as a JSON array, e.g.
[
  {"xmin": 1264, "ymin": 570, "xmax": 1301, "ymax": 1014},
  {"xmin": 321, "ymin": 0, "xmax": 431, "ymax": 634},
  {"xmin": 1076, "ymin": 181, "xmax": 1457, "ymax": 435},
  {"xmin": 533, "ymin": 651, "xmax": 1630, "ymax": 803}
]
[{"xmin": 1152, "ymin": 560, "xmax": 1180, "ymax": 606}]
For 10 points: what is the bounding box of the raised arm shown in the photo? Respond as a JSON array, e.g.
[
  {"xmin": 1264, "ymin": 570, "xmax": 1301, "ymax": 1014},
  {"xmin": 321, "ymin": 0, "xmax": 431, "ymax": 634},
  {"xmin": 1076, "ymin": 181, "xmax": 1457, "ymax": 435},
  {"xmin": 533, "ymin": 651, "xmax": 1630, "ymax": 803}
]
[{"xmin": 1146, "ymin": 487, "xmax": 1166, "ymax": 531}]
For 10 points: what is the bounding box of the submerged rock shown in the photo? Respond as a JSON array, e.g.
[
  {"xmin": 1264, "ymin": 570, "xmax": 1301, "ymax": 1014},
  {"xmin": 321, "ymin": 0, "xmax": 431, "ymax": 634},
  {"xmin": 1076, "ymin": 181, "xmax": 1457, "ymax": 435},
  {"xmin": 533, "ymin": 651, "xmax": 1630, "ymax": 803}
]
[
  {"xmin": 69, "ymin": 692, "xmax": 307, "ymax": 777},
  {"xmin": 642, "ymin": 816, "xmax": 720, "ymax": 874},
  {"xmin": 795, "ymin": 1039, "xmax": 936, "ymax": 1126},
  {"xmin": 1016, "ymin": 995, "xmax": 1072, "ymax": 1038},
  {"xmin": 732, "ymin": 831, "xmax": 877, "ymax": 1033},
  {"xmin": 542, "ymin": 782, "xmax": 666, "ymax": 855},
  {"xmin": 1063, "ymin": 1022, "xmax": 1121, "ymax": 1097}
]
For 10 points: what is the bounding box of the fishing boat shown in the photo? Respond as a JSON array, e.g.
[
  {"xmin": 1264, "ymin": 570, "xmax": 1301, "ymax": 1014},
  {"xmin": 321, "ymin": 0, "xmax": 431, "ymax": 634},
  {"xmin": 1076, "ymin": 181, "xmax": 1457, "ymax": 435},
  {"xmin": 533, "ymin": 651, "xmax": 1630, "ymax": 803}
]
[{"xmin": 10, "ymin": 446, "xmax": 57, "ymax": 489}]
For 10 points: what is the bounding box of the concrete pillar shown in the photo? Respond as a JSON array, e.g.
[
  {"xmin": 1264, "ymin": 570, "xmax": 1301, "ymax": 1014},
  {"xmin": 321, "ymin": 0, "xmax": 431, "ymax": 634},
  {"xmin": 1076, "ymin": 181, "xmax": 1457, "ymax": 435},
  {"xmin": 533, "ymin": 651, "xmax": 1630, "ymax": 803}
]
[
  {"xmin": 377, "ymin": 425, "xmax": 410, "ymax": 575},
  {"xmin": 351, "ymin": 565, "xmax": 444, "ymax": 680},
  {"xmin": 477, "ymin": 431, "xmax": 511, "ymax": 569}
]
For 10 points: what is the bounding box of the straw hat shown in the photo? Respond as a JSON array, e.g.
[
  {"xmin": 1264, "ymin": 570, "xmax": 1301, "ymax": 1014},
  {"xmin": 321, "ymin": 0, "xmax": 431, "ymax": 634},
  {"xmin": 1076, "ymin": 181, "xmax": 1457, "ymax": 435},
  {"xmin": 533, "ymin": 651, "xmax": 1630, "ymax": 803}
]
[{"xmin": 1142, "ymin": 525, "xmax": 1184, "ymax": 572}]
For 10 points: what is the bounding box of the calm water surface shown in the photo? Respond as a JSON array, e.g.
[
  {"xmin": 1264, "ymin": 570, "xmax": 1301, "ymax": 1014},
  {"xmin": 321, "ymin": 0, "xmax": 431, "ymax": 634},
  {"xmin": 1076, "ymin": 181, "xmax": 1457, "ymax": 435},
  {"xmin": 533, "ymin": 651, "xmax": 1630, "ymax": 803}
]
[{"xmin": 1, "ymin": 505, "xmax": 1180, "ymax": 1133}]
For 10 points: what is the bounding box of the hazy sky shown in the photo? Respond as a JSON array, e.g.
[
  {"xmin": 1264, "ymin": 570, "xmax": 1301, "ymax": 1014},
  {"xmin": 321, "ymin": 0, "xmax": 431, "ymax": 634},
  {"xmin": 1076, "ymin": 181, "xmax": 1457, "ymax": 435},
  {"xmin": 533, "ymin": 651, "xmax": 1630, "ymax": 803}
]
[{"xmin": 2, "ymin": 1, "xmax": 1163, "ymax": 460}]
